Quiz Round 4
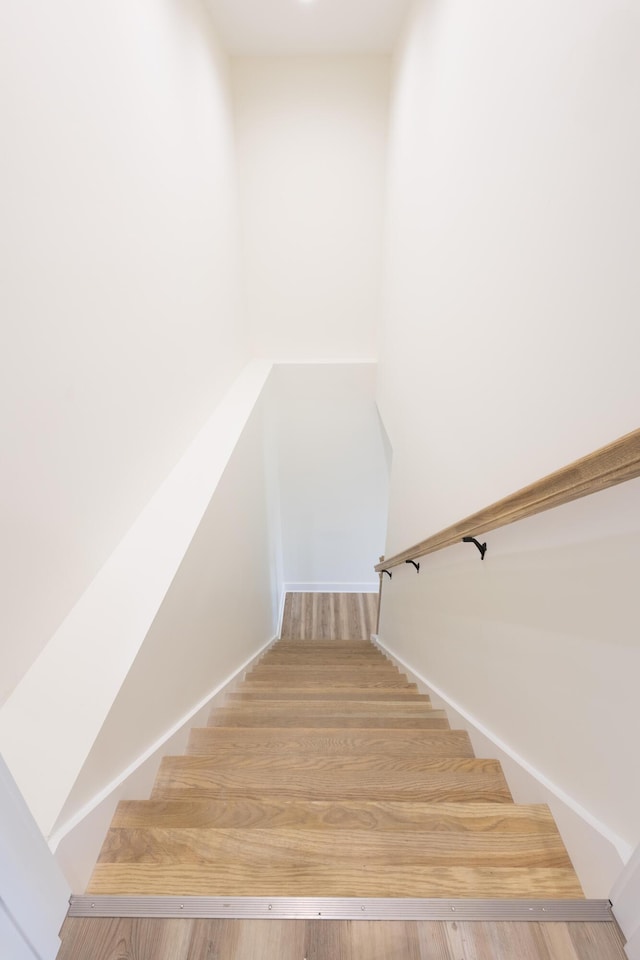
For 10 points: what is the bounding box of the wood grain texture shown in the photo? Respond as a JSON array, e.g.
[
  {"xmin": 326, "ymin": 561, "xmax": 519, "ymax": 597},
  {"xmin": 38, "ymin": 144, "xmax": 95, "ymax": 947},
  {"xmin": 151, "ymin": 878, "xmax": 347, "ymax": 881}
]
[
  {"xmin": 228, "ymin": 689, "xmax": 428, "ymax": 700},
  {"xmin": 217, "ymin": 699, "xmax": 437, "ymax": 715},
  {"xmin": 255, "ymin": 652, "xmax": 390, "ymax": 662},
  {"xmin": 110, "ymin": 799, "xmax": 559, "ymax": 833},
  {"xmin": 186, "ymin": 728, "xmax": 474, "ymax": 757},
  {"xmin": 58, "ymin": 917, "xmax": 628, "ymax": 960},
  {"xmin": 280, "ymin": 593, "xmax": 377, "ymax": 639},
  {"xmin": 376, "ymin": 427, "xmax": 640, "ymax": 569},
  {"xmin": 86, "ymin": 634, "xmax": 583, "ymax": 901},
  {"xmin": 270, "ymin": 639, "xmax": 378, "ymax": 647},
  {"xmin": 56, "ymin": 916, "xmax": 194, "ymax": 960},
  {"xmin": 88, "ymin": 863, "xmax": 582, "ymax": 898},
  {"xmin": 97, "ymin": 826, "xmax": 573, "ymax": 870},
  {"xmin": 262, "ymin": 643, "xmax": 386, "ymax": 654},
  {"xmin": 247, "ymin": 665, "xmax": 402, "ymax": 679},
  {"xmin": 151, "ymin": 755, "xmax": 512, "ymax": 804},
  {"xmin": 207, "ymin": 712, "xmax": 451, "ymax": 729},
  {"xmin": 241, "ymin": 678, "xmax": 418, "ymax": 689}
]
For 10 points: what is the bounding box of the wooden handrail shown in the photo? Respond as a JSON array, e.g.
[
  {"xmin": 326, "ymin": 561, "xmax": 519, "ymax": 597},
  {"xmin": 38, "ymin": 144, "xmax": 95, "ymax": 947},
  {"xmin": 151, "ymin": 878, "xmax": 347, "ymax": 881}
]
[{"xmin": 375, "ymin": 427, "xmax": 640, "ymax": 571}]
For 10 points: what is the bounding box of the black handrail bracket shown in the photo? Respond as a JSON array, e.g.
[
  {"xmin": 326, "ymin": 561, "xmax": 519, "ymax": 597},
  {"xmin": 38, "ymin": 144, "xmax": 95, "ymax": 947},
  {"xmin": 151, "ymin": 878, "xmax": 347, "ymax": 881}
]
[{"xmin": 462, "ymin": 536, "xmax": 487, "ymax": 559}]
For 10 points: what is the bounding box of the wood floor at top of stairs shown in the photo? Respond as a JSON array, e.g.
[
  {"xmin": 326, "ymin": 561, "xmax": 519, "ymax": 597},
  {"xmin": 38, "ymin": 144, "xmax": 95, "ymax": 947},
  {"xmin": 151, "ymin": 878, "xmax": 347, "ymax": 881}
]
[
  {"xmin": 57, "ymin": 915, "xmax": 628, "ymax": 960},
  {"xmin": 88, "ymin": 625, "xmax": 584, "ymax": 899}
]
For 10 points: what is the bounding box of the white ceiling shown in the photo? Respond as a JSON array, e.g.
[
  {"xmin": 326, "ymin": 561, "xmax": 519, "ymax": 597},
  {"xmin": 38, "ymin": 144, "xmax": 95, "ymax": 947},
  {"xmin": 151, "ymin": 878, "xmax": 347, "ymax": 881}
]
[{"xmin": 205, "ymin": 0, "xmax": 413, "ymax": 56}]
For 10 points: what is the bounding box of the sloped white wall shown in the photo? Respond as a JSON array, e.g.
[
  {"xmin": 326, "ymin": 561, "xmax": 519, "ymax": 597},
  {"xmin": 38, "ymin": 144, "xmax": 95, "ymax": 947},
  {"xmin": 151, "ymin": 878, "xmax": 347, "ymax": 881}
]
[
  {"xmin": 377, "ymin": 0, "xmax": 640, "ymax": 892},
  {"xmin": 0, "ymin": 363, "xmax": 273, "ymax": 837},
  {"xmin": 53, "ymin": 386, "xmax": 279, "ymax": 836},
  {"xmin": 0, "ymin": 0, "xmax": 246, "ymax": 705},
  {"xmin": 232, "ymin": 56, "xmax": 389, "ymax": 360}
]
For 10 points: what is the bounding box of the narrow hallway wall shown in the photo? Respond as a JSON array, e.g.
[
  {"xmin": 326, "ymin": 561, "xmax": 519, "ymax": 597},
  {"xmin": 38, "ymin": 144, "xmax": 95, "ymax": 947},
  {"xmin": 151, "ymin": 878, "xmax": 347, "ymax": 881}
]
[
  {"xmin": 232, "ymin": 55, "xmax": 389, "ymax": 360},
  {"xmin": 377, "ymin": 0, "xmax": 640, "ymax": 893},
  {"xmin": 0, "ymin": 0, "xmax": 246, "ymax": 704},
  {"xmin": 272, "ymin": 363, "xmax": 388, "ymax": 591},
  {"xmin": 53, "ymin": 388, "xmax": 279, "ymax": 838}
]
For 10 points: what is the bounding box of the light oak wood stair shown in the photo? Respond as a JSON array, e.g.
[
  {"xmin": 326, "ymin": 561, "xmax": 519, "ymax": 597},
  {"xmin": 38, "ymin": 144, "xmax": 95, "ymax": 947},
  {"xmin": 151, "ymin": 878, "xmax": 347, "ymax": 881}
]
[{"xmin": 88, "ymin": 614, "xmax": 583, "ymax": 899}]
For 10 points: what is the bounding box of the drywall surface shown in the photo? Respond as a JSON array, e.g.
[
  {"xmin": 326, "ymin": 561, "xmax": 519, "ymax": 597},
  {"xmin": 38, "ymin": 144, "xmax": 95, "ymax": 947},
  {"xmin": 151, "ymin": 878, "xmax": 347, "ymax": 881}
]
[
  {"xmin": 379, "ymin": 0, "xmax": 640, "ymax": 553},
  {"xmin": 379, "ymin": 477, "xmax": 640, "ymax": 868},
  {"xmin": 0, "ymin": 362, "xmax": 272, "ymax": 836},
  {"xmin": 0, "ymin": 0, "xmax": 245, "ymax": 704},
  {"xmin": 53, "ymin": 390, "xmax": 279, "ymax": 832},
  {"xmin": 375, "ymin": 639, "xmax": 626, "ymax": 897},
  {"xmin": 376, "ymin": 0, "xmax": 640, "ymax": 878},
  {"xmin": 612, "ymin": 843, "xmax": 640, "ymax": 947},
  {"xmin": 272, "ymin": 364, "xmax": 388, "ymax": 588},
  {"xmin": 0, "ymin": 757, "xmax": 70, "ymax": 960},
  {"xmin": 232, "ymin": 56, "xmax": 389, "ymax": 359},
  {"xmin": 52, "ymin": 635, "xmax": 276, "ymax": 892}
]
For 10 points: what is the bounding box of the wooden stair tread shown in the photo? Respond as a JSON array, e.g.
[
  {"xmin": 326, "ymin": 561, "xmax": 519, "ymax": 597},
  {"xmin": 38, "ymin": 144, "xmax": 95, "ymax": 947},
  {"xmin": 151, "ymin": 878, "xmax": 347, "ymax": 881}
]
[
  {"xmin": 241, "ymin": 679, "xmax": 419, "ymax": 690},
  {"xmin": 187, "ymin": 728, "xmax": 474, "ymax": 757},
  {"xmin": 258, "ymin": 656, "xmax": 390, "ymax": 666},
  {"xmin": 207, "ymin": 712, "xmax": 451, "ymax": 729},
  {"xmin": 269, "ymin": 638, "xmax": 378, "ymax": 645},
  {"xmin": 88, "ymin": 862, "xmax": 583, "ymax": 898},
  {"xmin": 218, "ymin": 700, "xmax": 436, "ymax": 714},
  {"xmin": 246, "ymin": 675, "xmax": 406, "ymax": 686},
  {"xmin": 157, "ymin": 754, "xmax": 503, "ymax": 775},
  {"xmin": 228, "ymin": 691, "xmax": 430, "ymax": 702},
  {"xmin": 110, "ymin": 798, "xmax": 562, "ymax": 833},
  {"xmin": 260, "ymin": 647, "xmax": 388, "ymax": 656},
  {"xmin": 96, "ymin": 825, "xmax": 574, "ymax": 870},
  {"xmin": 249, "ymin": 665, "xmax": 401, "ymax": 674},
  {"xmin": 151, "ymin": 756, "xmax": 512, "ymax": 803},
  {"xmin": 269, "ymin": 645, "xmax": 380, "ymax": 653},
  {"xmin": 87, "ymin": 615, "xmax": 583, "ymax": 900}
]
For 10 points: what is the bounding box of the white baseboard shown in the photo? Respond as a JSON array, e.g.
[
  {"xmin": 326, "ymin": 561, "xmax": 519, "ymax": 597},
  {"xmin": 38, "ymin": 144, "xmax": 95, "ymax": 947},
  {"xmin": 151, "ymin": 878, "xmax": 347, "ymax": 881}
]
[
  {"xmin": 51, "ymin": 635, "xmax": 277, "ymax": 892},
  {"xmin": 373, "ymin": 634, "xmax": 628, "ymax": 900},
  {"xmin": 283, "ymin": 582, "xmax": 379, "ymax": 594}
]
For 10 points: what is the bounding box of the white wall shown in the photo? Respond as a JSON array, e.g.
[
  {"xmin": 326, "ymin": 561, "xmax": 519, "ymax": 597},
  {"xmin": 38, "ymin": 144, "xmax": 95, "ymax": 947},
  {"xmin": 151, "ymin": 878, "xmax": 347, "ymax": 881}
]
[
  {"xmin": 379, "ymin": 479, "xmax": 640, "ymax": 894},
  {"xmin": 0, "ymin": 0, "xmax": 246, "ymax": 705},
  {"xmin": 232, "ymin": 56, "xmax": 389, "ymax": 360},
  {"xmin": 0, "ymin": 362, "xmax": 273, "ymax": 837},
  {"xmin": 612, "ymin": 843, "xmax": 640, "ymax": 955},
  {"xmin": 377, "ymin": 0, "xmax": 640, "ymax": 890},
  {"xmin": 379, "ymin": 0, "xmax": 640, "ymax": 552},
  {"xmin": 52, "ymin": 389, "xmax": 279, "ymax": 837},
  {"xmin": 0, "ymin": 757, "xmax": 69, "ymax": 960},
  {"xmin": 272, "ymin": 363, "xmax": 388, "ymax": 590}
]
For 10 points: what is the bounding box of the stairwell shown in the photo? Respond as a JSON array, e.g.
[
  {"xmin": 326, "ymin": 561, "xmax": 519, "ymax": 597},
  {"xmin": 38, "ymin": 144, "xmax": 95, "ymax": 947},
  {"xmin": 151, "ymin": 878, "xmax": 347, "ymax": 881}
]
[
  {"xmin": 55, "ymin": 593, "xmax": 634, "ymax": 959},
  {"xmin": 86, "ymin": 593, "xmax": 582, "ymax": 900}
]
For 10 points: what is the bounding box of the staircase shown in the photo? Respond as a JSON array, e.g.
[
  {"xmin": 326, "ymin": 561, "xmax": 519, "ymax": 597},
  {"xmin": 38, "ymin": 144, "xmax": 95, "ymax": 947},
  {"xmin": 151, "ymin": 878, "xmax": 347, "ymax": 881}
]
[{"xmin": 88, "ymin": 595, "xmax": 582, "ymax": 900}]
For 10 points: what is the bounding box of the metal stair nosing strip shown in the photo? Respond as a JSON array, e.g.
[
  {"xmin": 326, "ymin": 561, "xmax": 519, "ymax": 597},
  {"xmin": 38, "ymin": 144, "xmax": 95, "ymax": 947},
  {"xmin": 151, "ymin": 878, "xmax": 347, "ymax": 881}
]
[{"xmin": 68, "ymin": 896, "xmax": 613, "ymax": 922}]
